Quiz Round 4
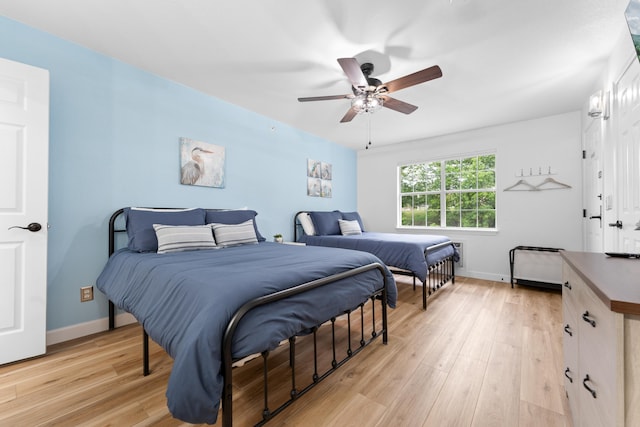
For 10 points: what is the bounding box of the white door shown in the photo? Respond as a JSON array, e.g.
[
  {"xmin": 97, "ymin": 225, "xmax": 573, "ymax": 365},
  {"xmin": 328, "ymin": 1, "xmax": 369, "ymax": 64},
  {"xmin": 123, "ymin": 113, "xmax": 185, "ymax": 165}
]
[
  {"xmin": 584, "ymin": 118, "xmax": 604, "ymax": 252},
  {"xmin": 0, "ymin": 57, "xmax": 49, "ymax": 365},
  {"xmin": 616, "ymin": 60, "xmax": 640, "ymax": 253}
]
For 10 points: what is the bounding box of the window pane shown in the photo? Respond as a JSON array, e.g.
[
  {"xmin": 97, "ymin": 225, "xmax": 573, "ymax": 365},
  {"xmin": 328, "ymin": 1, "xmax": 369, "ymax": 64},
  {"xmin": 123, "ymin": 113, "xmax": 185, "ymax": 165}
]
[
  {"xmin": 426, "ymin": 194, "xmax": 441, "ymax": 227},
  {"xmin": 445, "ymin": 173, "xmax": 460, "ymax": 190},
  {"xmin": 426, "ymin": 210, "xmax": 441, "ymax": 226},
  {"xmin": 401, "ymin": 195, "xmax": 413, "ymax": 226},
  {"xmin": 426, "ymin": 194, "xmax": 441, "ymax": 210},
  {"xmin": 400, "ymin": 164, "xmax": 426, "ymax": 193},
  {"xmin": 425, "ymin": 162, "xmax": 441, "ymax": 191},
  {"xmin": 478, "ymin": 192, "xmax": 495, "ymax": 209},
  {"xmin": 461, "ymin": 192, "xmax": 477, "ymax": 209},
  {"xmin": 445, "ymin": 159, "xmax": 461, "ymax": 174},
  {"xmin": 461, "ymin": 157, "xmax": 477, "ymax": 174},
  {"xmin": 446, "ymin": 192, "xmax": 460, "ymax": 209},
  {"xmin": 460, "ymin": 173, "xmax": 477, "ymax": 190},
  {"xmin": 478, "ymin": 170, "xmax": 495, "ymax": 189},
  {"xmin": 478, "ymin": 210, "xmax": 496, "ymax": 228},
  {"xmin": 461, "ymin": 210, "xmax": 477, "ymax": 227},
  {"xmin": 414, "ymin": 195, "xmax": 426, "ymax": 226},
  {"xmin": 446, "ymin": 209, "xmax": 460, "ymax": 227},
  {"xmin": 400, "ymin": 168, "xmax": 412, "ymax": 192},
  {"xmin": 478, "ymin": 154, "xmax": 495, "ymax": 170}
]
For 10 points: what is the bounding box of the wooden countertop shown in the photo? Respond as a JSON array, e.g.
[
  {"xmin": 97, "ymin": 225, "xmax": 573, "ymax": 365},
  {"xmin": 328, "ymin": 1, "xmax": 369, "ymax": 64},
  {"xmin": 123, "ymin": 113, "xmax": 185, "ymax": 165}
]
[{"xmin": 560, "ymin": 251, "xmax": 640, "ymax": 316}]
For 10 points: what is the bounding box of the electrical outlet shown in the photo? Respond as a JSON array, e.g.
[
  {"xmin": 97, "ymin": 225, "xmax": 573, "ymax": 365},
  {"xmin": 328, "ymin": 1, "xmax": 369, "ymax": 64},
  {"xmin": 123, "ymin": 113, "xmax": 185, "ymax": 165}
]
[{"xmin": 80, "ymin": 285, "xmax": 94, "ymax": 302}]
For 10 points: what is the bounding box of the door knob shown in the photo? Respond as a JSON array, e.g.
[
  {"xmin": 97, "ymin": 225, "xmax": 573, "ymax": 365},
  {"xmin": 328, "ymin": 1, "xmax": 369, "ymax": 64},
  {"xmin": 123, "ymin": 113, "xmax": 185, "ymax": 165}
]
[
  {"xmin": 608, "ymin": 220, "xmax": 623, "ymax": 229},
  {"xmin": 8, "ymin": 222, "xmax": 42, "ymax": 232}
]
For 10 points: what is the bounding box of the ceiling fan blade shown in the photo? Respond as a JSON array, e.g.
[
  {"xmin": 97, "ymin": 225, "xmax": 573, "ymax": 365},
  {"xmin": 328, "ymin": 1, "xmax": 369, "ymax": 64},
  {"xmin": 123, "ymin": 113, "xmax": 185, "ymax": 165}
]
[
  {"xmin": 340, "ymin": 107, "xmax": 358, "ymax": 123},
  {"xmin": 381, "ymin": 96, "xmax": 418, "ymax": 114},
  {"xmin": 337, "ymin": 58, "xmax": 369, "ymax": 90},
  {"xmin": 298, "ymin": 94, "xmax": 350, "ymax": 102},
  {"xmin": 382, "ymin": 65, "xmax": 442, "ymax": 94}
]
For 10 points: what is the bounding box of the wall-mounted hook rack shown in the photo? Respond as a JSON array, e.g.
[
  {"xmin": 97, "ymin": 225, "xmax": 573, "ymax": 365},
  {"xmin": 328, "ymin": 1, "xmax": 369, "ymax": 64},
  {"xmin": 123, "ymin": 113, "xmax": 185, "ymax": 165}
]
[{"xmin": 515, "ymin": 166, "xmax": 556, "ymax": 177}]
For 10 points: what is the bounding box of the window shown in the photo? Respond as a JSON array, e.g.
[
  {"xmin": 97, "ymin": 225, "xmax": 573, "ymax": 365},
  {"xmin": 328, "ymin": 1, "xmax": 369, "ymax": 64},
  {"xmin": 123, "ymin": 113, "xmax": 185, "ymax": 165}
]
[{"xmin": 400, "ymin": 153, "xmax": 496, "ymax": 229}]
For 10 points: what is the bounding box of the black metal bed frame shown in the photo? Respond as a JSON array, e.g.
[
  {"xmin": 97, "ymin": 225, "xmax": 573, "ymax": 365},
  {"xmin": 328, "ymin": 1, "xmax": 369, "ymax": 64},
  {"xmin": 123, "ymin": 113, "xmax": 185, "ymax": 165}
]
[
  {"xmin": 105, "ymin": 208, "xmax": 389, "ymax": 426},
  {"xmin": 293, "ymin": 211, "xmax": 456, "ymax": 310}
]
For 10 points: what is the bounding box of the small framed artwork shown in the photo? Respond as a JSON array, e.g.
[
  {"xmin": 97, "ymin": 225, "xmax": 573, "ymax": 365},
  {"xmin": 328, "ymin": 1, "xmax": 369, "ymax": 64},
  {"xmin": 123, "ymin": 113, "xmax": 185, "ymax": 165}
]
[
  {"xmin": 307, "ymin": 159, "xmax": 321, "ymax": 178},
  {"xmin": 321, "ymin": 162, "xmax": 332, "ymax": 180},
  {"xmin": 321, "ymin": 179, "xmax": 332, "ymax": 198},
  {"xmin": 307, "ymin": 177, "xmax": 321, "ymax": 197},
  {"xmin": 180, "ymin": 138, "xmax": 225, "ymax": 188}
]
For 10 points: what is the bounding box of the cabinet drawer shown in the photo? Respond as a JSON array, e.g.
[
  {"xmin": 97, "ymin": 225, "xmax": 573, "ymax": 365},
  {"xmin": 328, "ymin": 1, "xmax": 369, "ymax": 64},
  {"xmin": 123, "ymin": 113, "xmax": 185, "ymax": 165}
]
[
  {"xmin": 577, "ymin": 365, "xmax": 616, "ymax": 427},
  {"xmin": 579, "ymin": 283, "xmax": 618, "ymax": 365},
  {"xmin": 562, "ymin": 263, "xmax": 580, "ymax": 315},
  {"xmin": 577, "ymin": 281, "xmax": 622, "ymax": 427}
]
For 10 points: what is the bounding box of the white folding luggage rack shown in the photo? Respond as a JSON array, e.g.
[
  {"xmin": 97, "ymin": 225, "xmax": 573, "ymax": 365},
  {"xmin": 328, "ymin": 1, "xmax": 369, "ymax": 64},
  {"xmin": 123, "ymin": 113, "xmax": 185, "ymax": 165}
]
[{"xmin": 509, "ymin": 245, "xmax": 563, "ymax": 290}]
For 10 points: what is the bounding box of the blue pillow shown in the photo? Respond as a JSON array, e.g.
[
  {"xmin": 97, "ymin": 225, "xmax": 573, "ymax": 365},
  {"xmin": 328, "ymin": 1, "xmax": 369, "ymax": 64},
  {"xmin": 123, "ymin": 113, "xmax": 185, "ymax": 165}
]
[
  {"xmin": 340, "ymin": 211, "xmax": 365, "ymax": 232},
  {"xmin": 205, "ymin": 209, "xmax": 266, "ymax": 242},
  {"xmin": 309, "ymin": 211, "xmax": 342, "ymax": 235},
  {"xmin": 124, "ymin": 208, "xmax": 206, "ymax": 252}
]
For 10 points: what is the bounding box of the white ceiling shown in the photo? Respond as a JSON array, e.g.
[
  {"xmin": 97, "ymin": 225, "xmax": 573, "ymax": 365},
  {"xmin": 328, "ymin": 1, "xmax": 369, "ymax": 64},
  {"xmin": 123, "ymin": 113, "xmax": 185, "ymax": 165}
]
[{"xmin": 0, "ymin": 0, "xmax": 632, "ymax": 150}]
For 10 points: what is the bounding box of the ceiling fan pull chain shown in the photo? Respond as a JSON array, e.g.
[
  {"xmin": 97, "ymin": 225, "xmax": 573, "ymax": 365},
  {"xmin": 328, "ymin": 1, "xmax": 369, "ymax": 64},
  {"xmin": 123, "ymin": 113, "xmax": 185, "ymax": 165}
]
[{"xmin": 366, "ymin": 113, "xmax": 372, "ymax": 150}]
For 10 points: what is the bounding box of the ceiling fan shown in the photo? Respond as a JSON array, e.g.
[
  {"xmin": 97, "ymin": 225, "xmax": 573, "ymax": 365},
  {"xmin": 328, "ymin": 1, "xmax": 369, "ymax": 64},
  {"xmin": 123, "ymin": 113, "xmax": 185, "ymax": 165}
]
[{"xmin": 298, "ymin": 57, "xmax": 442, "ymax": 123}]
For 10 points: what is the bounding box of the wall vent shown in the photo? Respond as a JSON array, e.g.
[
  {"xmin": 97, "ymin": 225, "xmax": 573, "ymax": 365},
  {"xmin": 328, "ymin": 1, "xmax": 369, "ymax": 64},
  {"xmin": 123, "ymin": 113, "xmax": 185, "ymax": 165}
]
[{"xmin": 452, "ymin": 241, "xmax": 463, "ymax": 268}]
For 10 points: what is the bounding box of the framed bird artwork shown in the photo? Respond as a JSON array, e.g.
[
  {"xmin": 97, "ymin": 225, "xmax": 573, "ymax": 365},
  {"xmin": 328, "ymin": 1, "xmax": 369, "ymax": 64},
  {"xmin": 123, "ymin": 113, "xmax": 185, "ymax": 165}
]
[{"xmin": 179, "ymin": 137, "xmax": 225, "ymax": 188}]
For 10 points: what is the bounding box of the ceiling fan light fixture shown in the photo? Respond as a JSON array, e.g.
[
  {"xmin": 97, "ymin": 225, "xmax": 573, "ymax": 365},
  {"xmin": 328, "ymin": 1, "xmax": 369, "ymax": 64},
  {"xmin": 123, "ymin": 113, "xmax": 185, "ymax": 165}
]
[
  {"xmin": 298, "ymin": 57, "xmax": 441, "ymax": 123},
  {"xmin": 351, "ymin": 93, "xmax": 384, "ymax": 114}
]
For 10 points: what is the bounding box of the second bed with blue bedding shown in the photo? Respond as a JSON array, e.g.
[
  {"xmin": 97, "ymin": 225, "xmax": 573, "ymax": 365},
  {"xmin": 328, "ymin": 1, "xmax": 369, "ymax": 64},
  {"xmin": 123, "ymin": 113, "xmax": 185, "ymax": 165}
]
[{"xmin": 295, "ymin": 210, "xmax": 458, "ymax": 309}]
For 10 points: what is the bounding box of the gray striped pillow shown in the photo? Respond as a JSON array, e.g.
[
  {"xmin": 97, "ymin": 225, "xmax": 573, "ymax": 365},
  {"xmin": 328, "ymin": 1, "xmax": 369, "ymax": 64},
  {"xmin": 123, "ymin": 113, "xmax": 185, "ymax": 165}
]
[
  {"xmin": 338, "ymin": 219, "xmax": 362, "ymax": 235},
  {"xmin": 153, "ymin": 224, "xmax": 217, "ymax": 254},
  {"xmin": 210, "ymin": 219, "xmax": 258, "ymax": 247}
]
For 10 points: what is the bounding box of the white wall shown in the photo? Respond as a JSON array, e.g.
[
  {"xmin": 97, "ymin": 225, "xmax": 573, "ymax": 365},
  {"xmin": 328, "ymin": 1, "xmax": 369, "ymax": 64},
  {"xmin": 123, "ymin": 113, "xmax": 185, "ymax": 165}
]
[{"xmin": 357, "ymin": 112, "xmax": 583, "ymax": 282}]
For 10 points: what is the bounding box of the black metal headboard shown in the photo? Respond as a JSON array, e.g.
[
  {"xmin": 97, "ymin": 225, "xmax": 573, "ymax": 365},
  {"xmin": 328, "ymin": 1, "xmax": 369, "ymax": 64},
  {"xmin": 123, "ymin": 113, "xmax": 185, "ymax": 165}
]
[
  {"xmin": 106, "ymin": 207, "xmax": 228, "ymax": 329},
  {"xmin": 108, "ymin": 208, "xmax": 126, "ymax": 257}
]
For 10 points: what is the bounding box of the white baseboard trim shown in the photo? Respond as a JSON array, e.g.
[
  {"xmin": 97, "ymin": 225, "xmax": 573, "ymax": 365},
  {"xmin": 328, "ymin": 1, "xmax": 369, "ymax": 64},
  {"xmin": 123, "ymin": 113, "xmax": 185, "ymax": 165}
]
[
  {"xmin": 46, "ymin": 313, "xmax": 137, "ymax": 346},
  {"xmin": 460, "ymin": 270, "xmax": 510, "ymax": 283}
]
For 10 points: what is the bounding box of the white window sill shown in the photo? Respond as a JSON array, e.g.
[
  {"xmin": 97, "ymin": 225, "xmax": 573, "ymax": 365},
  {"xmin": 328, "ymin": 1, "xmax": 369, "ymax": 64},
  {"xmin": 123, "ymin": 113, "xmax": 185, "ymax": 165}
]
[{"xmin": 395, "ymin": 226, "xmax": 498, "ymax": 236}]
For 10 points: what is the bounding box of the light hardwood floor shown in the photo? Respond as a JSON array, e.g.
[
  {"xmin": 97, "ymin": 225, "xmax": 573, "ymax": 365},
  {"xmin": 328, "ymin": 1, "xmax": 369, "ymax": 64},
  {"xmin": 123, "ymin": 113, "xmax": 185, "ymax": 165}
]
[{"xmin": 0, "ymin": 276, "xmax": 573, "ymax": 426}]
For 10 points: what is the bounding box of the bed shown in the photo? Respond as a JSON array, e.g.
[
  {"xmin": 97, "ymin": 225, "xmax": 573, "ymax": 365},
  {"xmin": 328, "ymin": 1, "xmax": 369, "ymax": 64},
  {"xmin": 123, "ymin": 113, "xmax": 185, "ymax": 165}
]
[
  {"xmin": 96, "ymin": 207, "xmax": 396, "ymax": 426},
  {"xmin": 294, "ymin": 210, "xmax": 458, "ymax": 309}
]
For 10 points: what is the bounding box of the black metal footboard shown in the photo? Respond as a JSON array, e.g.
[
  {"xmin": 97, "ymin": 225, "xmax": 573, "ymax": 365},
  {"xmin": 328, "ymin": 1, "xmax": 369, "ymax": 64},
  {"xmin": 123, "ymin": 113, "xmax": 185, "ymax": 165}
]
[
  {"xmin": 222, "ymin": 262, "xmax": 389, "ymax": 427},
  {"xmin": 391, "ymin": 240, "xmax": 456, "ymax": 310}
]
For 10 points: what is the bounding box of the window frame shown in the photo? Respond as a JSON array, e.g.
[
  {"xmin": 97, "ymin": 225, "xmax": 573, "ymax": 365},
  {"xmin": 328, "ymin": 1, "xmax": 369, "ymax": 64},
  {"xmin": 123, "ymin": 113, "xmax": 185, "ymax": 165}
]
[{"xmin": 398, "ymin": 151, "xmax": 497, "ymax": 231}]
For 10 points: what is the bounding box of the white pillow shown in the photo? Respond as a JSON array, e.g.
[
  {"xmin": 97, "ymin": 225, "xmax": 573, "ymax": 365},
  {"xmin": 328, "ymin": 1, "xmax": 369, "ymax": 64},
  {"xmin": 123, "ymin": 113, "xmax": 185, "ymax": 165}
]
[
  {"xmin": 338, "ymin": 219, "xmax": 362, "ymax": 236},
  {"xmin": 210, "ymin": 219, "xmax": 258, "ymax": 247},
  {"xmin": 153, "ymin": 224, "xmax": 217, "ymax": 254},
  {"xmin": 298, "ymin": 212, "xmax": 316, "ymax": 236}
]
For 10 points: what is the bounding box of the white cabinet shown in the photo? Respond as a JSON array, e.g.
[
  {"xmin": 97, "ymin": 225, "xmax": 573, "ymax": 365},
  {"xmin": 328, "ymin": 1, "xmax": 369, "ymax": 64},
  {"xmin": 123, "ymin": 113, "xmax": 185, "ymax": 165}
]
[{"xmin": 562, "ymin": 262, "xmax": 628, "ymax": 427}]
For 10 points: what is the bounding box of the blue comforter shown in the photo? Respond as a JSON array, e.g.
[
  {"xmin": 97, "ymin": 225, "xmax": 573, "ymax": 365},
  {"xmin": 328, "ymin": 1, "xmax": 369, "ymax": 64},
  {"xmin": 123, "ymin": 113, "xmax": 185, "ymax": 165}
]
[
  {"xmin": 299, "ymin": 232, "xmax": 458, "ymax": 283},
  {"xmin": 96, "ymin": 242, "xmax": 396, "ymax": 424}
]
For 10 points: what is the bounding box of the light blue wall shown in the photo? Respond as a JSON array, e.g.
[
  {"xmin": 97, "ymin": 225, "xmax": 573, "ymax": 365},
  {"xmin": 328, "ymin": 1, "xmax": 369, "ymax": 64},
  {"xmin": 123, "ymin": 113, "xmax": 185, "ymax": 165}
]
[{"xmin": 0, "ymin": 17, "xmax": 357, "ymax": 331}]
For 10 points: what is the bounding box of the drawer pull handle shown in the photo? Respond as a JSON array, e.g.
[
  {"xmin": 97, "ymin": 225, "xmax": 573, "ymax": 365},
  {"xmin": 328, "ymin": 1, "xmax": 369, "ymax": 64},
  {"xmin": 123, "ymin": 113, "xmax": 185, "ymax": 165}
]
[
  {"xmin": 583, "ymin": 374, "xmax": 597, "ymax": 398},
  {"xmin": 563, "ymin": 281, "xmax": 571, "ymax": 290},
  {"xmin": 563, "ymin": 324, "xmax": 573, "ymax": 337},
  {"xmin": 582, "ymin": 311, "xmax": 596, "ymax": 327},
  {"xmin": 564, "ymin": 367, "xmax": 573, "ymax": 383}
]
